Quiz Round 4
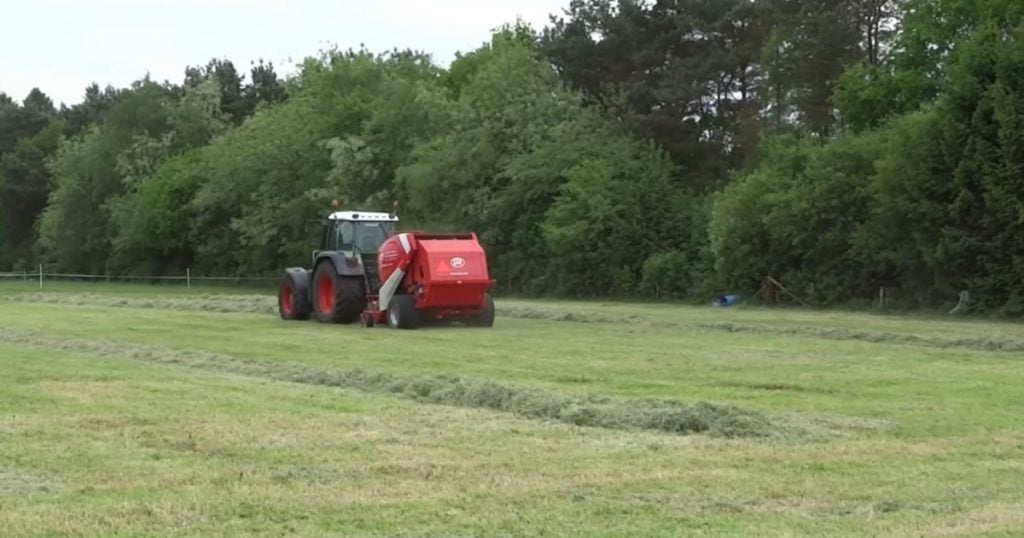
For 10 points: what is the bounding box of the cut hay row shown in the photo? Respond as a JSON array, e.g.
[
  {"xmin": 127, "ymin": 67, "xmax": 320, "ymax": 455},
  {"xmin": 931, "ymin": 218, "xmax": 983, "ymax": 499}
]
[
  {"xmin": 13, "ymin": 292, "xmax": 1022, "ymax": 353},
  {"xmin": 0, "ymin": 327, "xmax": 786, "ymax": 439},
  {"xmin": 496, "ymin": 305, "xmax": 1024, "ymax": 353},
  {"xmin": 7, "ymin": 292, "xmax": 276, "ymax": 314},
  {"xmin": 697, "ymin": 322, "xmax": 1024, "ymax": 353}
]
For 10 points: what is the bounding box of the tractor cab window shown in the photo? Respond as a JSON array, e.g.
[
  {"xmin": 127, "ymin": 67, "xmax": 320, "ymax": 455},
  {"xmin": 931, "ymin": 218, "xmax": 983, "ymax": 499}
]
[
  {"xmin": 328, "ymin": 220, "xmax": 396, "ymax": 252},
  {"xmin": 354, "ymin": 222, "xmax": 393, "ymax": 252},
  {"xmin": 337, "ymin": 221, "xmax": 356, "ymax": 250}
]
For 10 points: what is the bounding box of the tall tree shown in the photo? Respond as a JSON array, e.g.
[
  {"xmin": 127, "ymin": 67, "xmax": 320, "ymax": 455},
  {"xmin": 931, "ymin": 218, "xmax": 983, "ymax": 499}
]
[
  {"xmin": 185, "ymin": 58, "xmax": 251, "ymax": 123},
  {"xmin": 0, "ymin": 89, "xmax": 54, "ymax": 156},
  {"xmin": 36, "ymin": 81, "xmax": 176, "ymax": 272},
  {"xmin": 0, "ymin": 89, "xmax": 60, "ymax": 268},
  {"xmin": 59, "ymin": 83, "xmax": 121, "ymax": 135},
  {"xmin": 245, "ymin": 59, "xmax": 288, "ymax": 108},
  {"xmin": 542, "ymin": 0, "xmax": 822, "ymax": 183}
]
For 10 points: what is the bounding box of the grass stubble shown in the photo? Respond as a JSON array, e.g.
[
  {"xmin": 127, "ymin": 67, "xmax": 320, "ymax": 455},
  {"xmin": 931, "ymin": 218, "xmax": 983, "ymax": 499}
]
[
  {"xmin": 13, "ymin": 292, "xmax": 1024, "ymax": 353},
  {"xmin": 0, "ymin": 326, "xmax": 786, "ymax": 440},
  {"xmin": 3, "ymin": 287, "xmax": 1024, "ymax": 536}
]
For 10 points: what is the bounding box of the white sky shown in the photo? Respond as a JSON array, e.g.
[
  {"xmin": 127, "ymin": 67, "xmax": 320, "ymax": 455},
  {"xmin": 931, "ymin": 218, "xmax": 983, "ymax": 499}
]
[{"xmin": 1, "ymin": 0, "xmax": 569, "ymax": 107}]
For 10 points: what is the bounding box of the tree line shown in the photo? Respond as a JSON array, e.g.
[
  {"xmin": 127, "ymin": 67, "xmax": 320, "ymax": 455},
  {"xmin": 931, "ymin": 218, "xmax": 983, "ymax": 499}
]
[{"xmin": 1, "ymin": 0, "xmax": 1022, "ymax": 313}]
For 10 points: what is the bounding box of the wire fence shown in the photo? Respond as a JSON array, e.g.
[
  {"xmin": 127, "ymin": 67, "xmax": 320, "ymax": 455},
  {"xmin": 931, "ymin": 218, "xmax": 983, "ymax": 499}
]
[{"xmin": 0, "ymin": 267, "xmax": 279, "ymax": 290}]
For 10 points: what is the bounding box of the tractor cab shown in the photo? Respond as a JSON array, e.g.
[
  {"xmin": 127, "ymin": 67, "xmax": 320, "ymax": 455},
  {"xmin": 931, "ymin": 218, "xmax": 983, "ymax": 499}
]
[
  {"xmin": 320, "ymin": 211, "xmax": 398, "ymax": 254},
  {"xmin": 313, "ymin": 210, "xmax": 399, "ymax": 296}
]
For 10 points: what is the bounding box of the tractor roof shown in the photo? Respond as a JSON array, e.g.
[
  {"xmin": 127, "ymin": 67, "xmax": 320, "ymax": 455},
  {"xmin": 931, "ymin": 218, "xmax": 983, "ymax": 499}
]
[{"xmin": 328, "ymin": 211, "xmax": 398, "ymax": 222}]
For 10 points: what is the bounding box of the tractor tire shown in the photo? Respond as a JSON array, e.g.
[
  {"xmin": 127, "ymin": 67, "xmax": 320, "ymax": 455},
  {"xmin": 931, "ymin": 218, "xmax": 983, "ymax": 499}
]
[
  {"xmin": 312, "ymin": 262, "xmax": 365, "ymax": 324},
  {"xmin": 387, "ymin": 294, "xmax": 419, "ymax": 330},
  {"xmin": 278, "ymin": 271, "xmax": 312, "ymax": 320},
  {"xmin": 468, "ymin": 294, "xmax": 495, "ymax": 327}
]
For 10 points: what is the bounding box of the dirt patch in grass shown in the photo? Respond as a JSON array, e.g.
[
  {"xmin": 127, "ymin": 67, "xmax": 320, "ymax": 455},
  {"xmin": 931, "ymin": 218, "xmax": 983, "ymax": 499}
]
[{"xmin": 0, "ymin": 327, "xmax": 788, "ymax": 440}]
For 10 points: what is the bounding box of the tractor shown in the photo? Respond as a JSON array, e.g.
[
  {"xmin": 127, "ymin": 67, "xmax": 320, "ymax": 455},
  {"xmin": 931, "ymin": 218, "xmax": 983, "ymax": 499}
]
[{"xmin": 277, "ymin": 203, "xmax": 496, "ymax": 329}]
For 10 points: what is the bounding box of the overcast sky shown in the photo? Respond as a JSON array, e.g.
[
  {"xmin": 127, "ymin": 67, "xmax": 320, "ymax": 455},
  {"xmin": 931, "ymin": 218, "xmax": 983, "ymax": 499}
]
[{"xmin": 2, "ymin": 0, "xmax": 570, "ymax": 107}]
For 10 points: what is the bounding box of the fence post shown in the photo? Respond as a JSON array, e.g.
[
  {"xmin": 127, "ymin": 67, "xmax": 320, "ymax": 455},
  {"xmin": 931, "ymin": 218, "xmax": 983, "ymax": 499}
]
[
  {"xmin": 187, "ymin": 268, "xmax": 191, "ymax": 290},
  {"xmin": 38, "ymin": 264, "xmax": 43, "ymax": 290}
]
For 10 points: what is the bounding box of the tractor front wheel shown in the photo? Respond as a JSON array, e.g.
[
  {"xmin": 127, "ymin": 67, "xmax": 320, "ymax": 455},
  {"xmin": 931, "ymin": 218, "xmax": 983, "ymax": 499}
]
[
  {"xmin": 278, "ymin": 271, "xmax": 312, "ymax": 320},
  {"xmin": 312, "ymin": 263, "xmax": 365, "ymax": 324},
  {"xmin": 387, "ymin": 295, "xmax": 419, "ymax": 330}
]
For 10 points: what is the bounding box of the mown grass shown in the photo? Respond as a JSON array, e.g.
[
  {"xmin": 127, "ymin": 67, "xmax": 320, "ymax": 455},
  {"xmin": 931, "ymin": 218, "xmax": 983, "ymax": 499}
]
[
  {"xmin": 1, "ymin": 282, "xmax": 1023, "ymax": 536},
  {"xmin": 0, "ymin": 327, "xmax": 783, "ymax": 439},
  {"xmin": 16, "ymin": 290, "xmax": 1024, "ymax": 353}
]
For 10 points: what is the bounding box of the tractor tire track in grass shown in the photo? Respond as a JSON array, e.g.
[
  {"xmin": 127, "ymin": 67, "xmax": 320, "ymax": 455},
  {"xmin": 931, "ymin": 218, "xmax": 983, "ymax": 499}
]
[
  {"xmin": 14, "ymin": 292, "xmax": 1021, "ymax": 353},
  {"xmin": 0, "ymin": 327, "xmax": 788, "ymax": 440}
]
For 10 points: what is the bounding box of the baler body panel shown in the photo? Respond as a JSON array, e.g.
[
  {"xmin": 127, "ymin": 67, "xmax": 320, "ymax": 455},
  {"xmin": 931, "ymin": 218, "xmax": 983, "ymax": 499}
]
[{"xmin": 412, "ymin": 236, "xmax": 493, "ymax": 310}]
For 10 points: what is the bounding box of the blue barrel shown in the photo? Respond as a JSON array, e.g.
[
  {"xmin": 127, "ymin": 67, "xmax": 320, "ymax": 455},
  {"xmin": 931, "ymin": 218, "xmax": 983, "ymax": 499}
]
[{"xmin": 717, "ymin": 295, "xmax": 740, "ymax": 307}]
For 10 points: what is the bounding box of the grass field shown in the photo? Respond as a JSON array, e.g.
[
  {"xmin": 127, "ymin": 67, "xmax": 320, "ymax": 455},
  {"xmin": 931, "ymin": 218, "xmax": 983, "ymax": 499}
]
[{"xmin": 1, "ymin": 281, "xmax": 1023, "ymax": 536}]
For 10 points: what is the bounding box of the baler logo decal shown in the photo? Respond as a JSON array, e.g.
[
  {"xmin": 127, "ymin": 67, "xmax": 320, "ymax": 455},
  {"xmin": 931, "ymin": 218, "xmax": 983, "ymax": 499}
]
[{"xmin": 450, "ymin": 257, "xmax": 466, "ymax": 269}]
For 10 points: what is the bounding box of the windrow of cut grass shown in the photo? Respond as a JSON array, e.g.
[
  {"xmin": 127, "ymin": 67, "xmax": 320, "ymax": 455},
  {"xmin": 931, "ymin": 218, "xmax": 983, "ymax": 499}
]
[
  {"xmin": 0, "ymin": 327, "xmax": 789, "ymax": 439},
  {"xmin": 7, "ymin": 292, "xmax": 275, "ymax": 314},
  {"xmin": 697, "ymin": 321, "xmax": 1024, "ymax": 353},
  {"xmin": 14, "ymin": 292, "xmax": 1022, "ymax": 354},
  {"xmin": 500, "ymin": 305, "xmax": 1024, "ymax": 353}
]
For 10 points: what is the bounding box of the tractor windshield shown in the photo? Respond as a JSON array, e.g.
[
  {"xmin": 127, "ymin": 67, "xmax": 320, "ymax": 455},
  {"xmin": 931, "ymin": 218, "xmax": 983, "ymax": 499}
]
[{"xmin": 337, "ymin": 221, "xmax": 396, "ymax": 252}]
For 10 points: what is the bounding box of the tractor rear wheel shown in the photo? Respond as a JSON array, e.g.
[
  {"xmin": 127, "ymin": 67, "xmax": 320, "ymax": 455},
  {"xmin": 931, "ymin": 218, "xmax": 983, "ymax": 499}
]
[
  {"xmin": 278, "ymin": 272, "xmax": 312, "ymax": 320},
  {"xmin": 468, "ymin": 294, "xmax": 495, "ymax": 327},
  {"xmin": 387, "ymin": 295, "xmax": 419, "ymax": 330},
  {"xmin": 312, "ymin": 263, "xmax": 365, "ymax": 324}
]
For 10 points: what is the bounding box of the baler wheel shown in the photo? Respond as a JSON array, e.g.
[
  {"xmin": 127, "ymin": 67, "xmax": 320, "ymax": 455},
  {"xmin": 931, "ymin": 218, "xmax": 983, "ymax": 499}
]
[
  {"xmin": 387, "ymin": 295, "xmax": 419, "ymax": 330},
  {"xmin": 468, "ymin": 294, "xmax": 496, "ymax": 327},
  {"xmin": 312, "ymin": 263, "xmax": 365, "ymax": 324},
  {"xmin": 278, "ymin": 272, "xmax": 312, "ymax": 320}
]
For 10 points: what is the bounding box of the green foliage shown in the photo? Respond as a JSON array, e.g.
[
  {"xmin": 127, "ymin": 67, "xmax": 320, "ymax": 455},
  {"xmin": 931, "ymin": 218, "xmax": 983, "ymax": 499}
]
[
  {"xmin": 399, "ymin": 30, "xmax": 694, "ymax": 296},
  {"xmin": 111, "ymin": 151, "xmax": 206, "ymax": 273},
  {"xmin": 880, "ymin": 20, "xmax": 1024, "ymax": 313},
  {"xmin": 398, "ymin": 31, "xmax": 583, "ymax": 288},
  {"xmin": 711, "ymin": 132, "xmax": 888, "ymax": 303},
  {"xmin": 542, "ymin": 131, "xmax": 686, "ymax": 296},
  {"xmin": 6, "ymin": 3, "xmax": 1024, "ymax": 313},
  {"xmin": 713, "ymin": 9, "xmax": 1024, "ymax": 311},
  {"xmin": 0, "ymin": 121, "xmax": 62, "ymax": 268},
  {"xmin": 36, "ymin": 81, "xmax": 176, "ymax": 272},
  {"xmin": 641, "ymin": 251, "xmax": 692, "ymax": 299}
]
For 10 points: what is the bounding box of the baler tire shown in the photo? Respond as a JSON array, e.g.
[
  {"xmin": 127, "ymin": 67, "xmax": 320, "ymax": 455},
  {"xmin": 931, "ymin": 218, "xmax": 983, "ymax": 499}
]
[
  {"xmin": 469, "ymin": 294, "xmax": 495, "ymax": 327},
  {"xmin": 312, "ymin": 263, "xmax": 365, "ymax": 324},
  {"xmin": 387, "ymin": 295, "xmax": 419, "ymax": 330},
  {"xmin": 278, "ymin": 272, "xmax": 312, "ymax": 321}
]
